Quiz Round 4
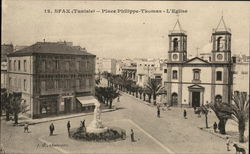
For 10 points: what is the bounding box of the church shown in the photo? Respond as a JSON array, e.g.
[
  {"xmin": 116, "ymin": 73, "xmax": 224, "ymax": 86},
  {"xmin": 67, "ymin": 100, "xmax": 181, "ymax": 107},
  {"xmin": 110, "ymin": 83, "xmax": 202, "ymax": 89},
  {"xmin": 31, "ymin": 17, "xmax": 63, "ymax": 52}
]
[{"xmin": 165, "ymin": 17, "xmax": 234, "ymax": 107}]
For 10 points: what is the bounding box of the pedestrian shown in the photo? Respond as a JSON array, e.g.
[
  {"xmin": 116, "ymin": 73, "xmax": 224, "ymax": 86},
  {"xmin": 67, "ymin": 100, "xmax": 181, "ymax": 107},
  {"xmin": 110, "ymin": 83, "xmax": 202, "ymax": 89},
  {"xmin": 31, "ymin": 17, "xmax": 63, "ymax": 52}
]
[
  {"xmin": 67, "ymin": 121, "xmax": 71, "ymax": 135},
  {"xmin": 82, "ymin": 120, "xmax": 85, "ymax": 128},
  {"xmin": 213, "ymin": 122, "xmax": 217, "ymax": 133},
  {"xmin": 183, "ymin": 109, "xmax": 187, "ymax": 119},
  {"xmin": 226, "ymin": 136, "xmax": 231, "ymax": 151},
  {"xmin": 24, "ymin": 122, "xmax": 29, "ymax": 133},
  {"xmin": 193, "ymin": 106, "xmax": 197, "ymax": 114},
  {"xmin": 49, "ymin": 123, "xmax": 55, "ymax": 136},
  {"xmin": 117, "ymin": 96, "xmax": 120, "ymax": 102},
  {"xmin": 157, "ymin": 107, "xmax": 160, "ymax": 118},
  {"xmin": 130, "ymin": 129, "xmax": 135, "ymax": 142}
]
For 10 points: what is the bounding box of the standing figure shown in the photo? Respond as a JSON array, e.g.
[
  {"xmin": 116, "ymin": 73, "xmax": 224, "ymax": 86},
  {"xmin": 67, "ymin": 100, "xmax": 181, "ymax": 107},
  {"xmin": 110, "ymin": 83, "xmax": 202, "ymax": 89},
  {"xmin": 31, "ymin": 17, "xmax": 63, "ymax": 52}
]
[
  {"xmin": 157, "ymin": 107, "xmax": 160, "ymax": 118},
  {"xmin": 24, "ymin": 123, "xmax": 29, "ymax": 133},
  {"xmin": 183, "ymin": 109, "xmax": 187, "ymax": 119},
  {"xmin": 67, "ymin": 121, "xmax": 71, "ymax": 135},
  {"xmin": 226, "ymin": 137, "xmax": 231, "ymax": 151},
  {"xmin": 213, "ymin": 122, "xmax": 217, "ymax": 133},
  {"xmin": 117, "ymin": 96, "xmax": 120, "ymax": 102},
  {"xmin": 49, "ymin": 123, "xmax": 55, "ymax": 136},
  {"xmin": 130, "ymin": 129, "xmax": 135, "ymax": 142}
]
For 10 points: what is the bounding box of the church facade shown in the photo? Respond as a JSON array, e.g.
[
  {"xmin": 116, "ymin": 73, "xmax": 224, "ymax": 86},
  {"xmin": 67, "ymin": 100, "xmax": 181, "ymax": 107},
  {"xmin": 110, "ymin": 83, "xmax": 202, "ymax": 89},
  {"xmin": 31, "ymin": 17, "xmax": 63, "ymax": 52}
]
[{"xmin": 165, "ymin": 17, "xmax": 234, "ymax": 107}]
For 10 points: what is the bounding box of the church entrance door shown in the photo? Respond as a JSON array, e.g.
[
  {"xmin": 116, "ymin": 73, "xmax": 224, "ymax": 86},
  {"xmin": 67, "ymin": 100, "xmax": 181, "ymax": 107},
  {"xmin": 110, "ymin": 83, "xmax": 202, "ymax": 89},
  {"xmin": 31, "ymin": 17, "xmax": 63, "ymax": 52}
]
[{"xmin": 192, "ymin": 92, "xmax": 200, "ymax": 107}]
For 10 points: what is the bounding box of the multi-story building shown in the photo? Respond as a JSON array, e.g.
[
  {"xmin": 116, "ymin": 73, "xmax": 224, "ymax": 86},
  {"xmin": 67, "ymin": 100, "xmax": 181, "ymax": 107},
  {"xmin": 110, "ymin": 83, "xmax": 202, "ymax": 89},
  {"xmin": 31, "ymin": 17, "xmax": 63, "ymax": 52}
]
[
  {"xmin": 7, "ymin": 42, "xmax": 96, "ymax": 118},
  {"xmin": 165, "ymin": 17, "xmax": 233, "ymax": 107},
  {"xmin": 232, "ymin": 55, "xmax": 249, "ymax": 94},
  {"xmin": 95, "ymin": 58, "xmax": 117, "ymax": 75},
  {"xmin": 115, "ymin": 60, "xmax": 125, "ymax": 75},
  {"xmin": 136, "ymin": 59, "xmax": 164, "ymax": 87},
  {"xmin": 102, "ymin": 58, "xmax": 117, "ymax": 74}
]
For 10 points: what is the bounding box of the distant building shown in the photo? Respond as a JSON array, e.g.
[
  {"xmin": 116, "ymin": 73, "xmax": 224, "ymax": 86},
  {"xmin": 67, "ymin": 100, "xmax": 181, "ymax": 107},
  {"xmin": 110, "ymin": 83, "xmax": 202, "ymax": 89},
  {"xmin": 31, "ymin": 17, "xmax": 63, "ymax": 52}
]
[
  {"xmin": 14, "ymin": 45, "xmax": 28, "ymax": 52},
  {"xmin": 115, "ymin": 60, "xmax": 125, "ymax": 75},
  {"xmin": 7, "ymin": 42, "xmax": 96, "ymax": 118},
  {"xmin": 1, "ymin": 61, "xmax": 7, "ymax": 88},
  {"xmin": 233, "ymin": 61, "xmax": 249, "ymax": 94},
  {"xmin": 136, "ymin": 59, "xmax": 163, "ymax": 87},
  {"xmin": 122, "ymin": 66, "xmax": 137, "ymax": 82},
  {"xmin": 102, "ymin": 58, "xmax": 117, "ymax": 74},
  {"xmin": 1, "ymin": 44, "xmax": 14, "ymax": 62}
]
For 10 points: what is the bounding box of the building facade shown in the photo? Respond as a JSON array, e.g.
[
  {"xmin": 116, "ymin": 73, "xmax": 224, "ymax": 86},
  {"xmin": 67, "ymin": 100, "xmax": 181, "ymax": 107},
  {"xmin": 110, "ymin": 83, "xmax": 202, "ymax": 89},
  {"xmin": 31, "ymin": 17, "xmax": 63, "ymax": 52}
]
[
  {"xmin": 7, "ymin": 42, "xmax": 96, "ymax": 118},
  {"xmin": 165, "ymin": 17, "xmax": 233, "ymax": 107},
  {"xmin": 232, "ymin": 57, "xmax": 249, "ymax": 94}
]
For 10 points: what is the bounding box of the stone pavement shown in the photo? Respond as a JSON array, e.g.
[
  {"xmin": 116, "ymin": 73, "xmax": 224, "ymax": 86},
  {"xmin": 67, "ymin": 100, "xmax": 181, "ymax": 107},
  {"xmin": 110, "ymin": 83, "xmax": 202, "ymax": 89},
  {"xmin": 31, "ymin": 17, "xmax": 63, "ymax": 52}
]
[{"xmin": 121, "ymin": 90, "xmax": 249, "ymax": 153}]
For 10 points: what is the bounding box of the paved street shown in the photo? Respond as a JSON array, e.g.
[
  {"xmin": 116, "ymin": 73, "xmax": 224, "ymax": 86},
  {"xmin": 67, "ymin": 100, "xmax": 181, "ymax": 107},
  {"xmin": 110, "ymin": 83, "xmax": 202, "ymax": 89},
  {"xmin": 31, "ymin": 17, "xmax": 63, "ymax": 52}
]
[{"xmin": 1, "ymin": 80, "xmax": 248, "ymax": 154}]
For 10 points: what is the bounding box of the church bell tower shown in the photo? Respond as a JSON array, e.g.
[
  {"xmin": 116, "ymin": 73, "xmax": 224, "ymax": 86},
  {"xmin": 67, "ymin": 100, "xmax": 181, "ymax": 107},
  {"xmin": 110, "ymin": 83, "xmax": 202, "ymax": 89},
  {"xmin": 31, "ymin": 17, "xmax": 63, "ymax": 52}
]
[
  {"xmin": 168, "ymin": 19, "xmax": 187, "ymax": 63},
  {"xmin": 211, "ymin": 16, "xmax": 231, "ymax": 63}
]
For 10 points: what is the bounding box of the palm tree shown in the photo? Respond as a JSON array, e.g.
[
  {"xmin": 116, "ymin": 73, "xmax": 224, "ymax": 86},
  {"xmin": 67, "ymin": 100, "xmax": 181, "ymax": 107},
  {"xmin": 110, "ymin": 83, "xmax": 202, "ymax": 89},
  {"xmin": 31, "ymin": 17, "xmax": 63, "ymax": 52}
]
[
  {"xmin": 209, "ymin": 102, "xmax": 232, "ymax": 134},
  {"xmin": 230, "ymin": 91, "xmax": 249, "ymax": 143},
  {"xmin": 145, "ymin": 78, "xmax": 163, "ymax": 105},
  {"xmin": 197, "ymin": 104, "xmax": 210, "ymax": 128},
  {"xmin": 118, "ymin": 74, "xmax": 130, "ymax": 92}
]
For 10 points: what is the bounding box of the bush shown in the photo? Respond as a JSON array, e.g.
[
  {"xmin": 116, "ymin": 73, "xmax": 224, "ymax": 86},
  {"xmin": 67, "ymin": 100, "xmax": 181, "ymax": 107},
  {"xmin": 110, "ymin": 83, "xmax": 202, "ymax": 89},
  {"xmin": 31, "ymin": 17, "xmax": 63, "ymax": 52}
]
[{"xmin": 70, "ymin": 127, "xmax": 126, "ymax": 142}]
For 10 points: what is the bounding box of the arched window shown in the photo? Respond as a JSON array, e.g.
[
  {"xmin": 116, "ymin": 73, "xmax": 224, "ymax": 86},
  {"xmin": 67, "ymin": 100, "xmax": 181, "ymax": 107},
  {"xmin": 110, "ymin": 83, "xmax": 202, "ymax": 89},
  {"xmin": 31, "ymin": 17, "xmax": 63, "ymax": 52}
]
[
  {"xmin": 193, "ymin": 69, "xmax": 201, "ymax": 81},
  {"xmin": 217, "ymin": 37, "xmax": 222, "ymax": 51},
  {"xmin": 171, "ymin": 93, "xmax": 178, "ymax": 106},
  {"xmin": 173, "ymin": 38, "xmax": 178, "ymax": 51},
  {"xmin": 215, "ymin": 95, "xmax": 222, "ymax": 103}
]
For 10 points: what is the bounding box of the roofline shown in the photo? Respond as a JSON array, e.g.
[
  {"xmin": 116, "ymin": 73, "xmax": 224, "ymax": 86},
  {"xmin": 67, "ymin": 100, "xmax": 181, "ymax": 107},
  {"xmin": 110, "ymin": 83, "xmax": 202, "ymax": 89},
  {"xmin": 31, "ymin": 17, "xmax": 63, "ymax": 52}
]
[
  {"xmin": 184, "ymin": 57, "xmax": 210, "ymax": 64},
  {"xmin": 7, "ymin": 52, "xmax": 96, "ymax": 57}
]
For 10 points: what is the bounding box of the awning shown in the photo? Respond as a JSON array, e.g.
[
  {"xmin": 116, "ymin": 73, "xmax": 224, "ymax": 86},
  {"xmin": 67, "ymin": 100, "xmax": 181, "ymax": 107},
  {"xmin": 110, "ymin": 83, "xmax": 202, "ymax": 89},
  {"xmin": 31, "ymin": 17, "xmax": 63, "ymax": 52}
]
[{"xmin": 76, "ymin": 96, "xmax": 98, "ymax": 107}]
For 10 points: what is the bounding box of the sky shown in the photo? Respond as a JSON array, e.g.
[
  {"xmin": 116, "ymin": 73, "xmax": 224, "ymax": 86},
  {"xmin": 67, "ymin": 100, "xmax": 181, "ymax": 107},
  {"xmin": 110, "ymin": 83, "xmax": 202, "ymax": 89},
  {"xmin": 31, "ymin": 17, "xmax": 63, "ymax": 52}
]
[{"xmin": 2, "ymin": 1, "xmax": 250, "ymax": 59}]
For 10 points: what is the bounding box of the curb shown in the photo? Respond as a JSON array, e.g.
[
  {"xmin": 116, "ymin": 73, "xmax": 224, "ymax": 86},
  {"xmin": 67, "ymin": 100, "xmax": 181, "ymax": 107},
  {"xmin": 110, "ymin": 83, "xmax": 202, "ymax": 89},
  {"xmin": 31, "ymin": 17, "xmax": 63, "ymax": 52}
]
[
  {"xmin": 121, "ymin": 92, "xmax": 155, "ymax": 107},
  {"xmin": 14, "ymin": 109, "xmax": 116, "ymax": 126}
]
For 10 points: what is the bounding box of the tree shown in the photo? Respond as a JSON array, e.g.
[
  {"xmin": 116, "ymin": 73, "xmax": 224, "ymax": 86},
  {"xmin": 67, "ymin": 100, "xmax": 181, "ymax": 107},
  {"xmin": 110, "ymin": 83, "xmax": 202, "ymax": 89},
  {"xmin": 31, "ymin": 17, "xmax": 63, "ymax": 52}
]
[
  {"xmin": 209, "ymin": 102, "xmax": 232, "ymax": 134},
  {"xmin": 230, "ymin": 91, "xmax": 249, "ymax": 143},
  {"xmin": 1, "ymin": 88, "xmax": 11, "ymax": 121},
  {"xmin": 118, "ymin": 74, "xmax": 130, "ymax": 92},
  {"xmin": 9, "ymin": 92, "xmax": 29, "ymax": 124},
  {"xmin": 107, "ymin": 87, "xmax": 120, "ymax": 109},
  {"xmin": 145, "ymin": 78, "xmax": 163, "ymax": 105},
  {"xmin": 95, "ymin": 87, "xmax": 120, "ymax": 109},
  {"xmin": 138, "ymin": 87, "xmax": 143, "ymax": 99},
  {"xmin": 197, "ymin": 104, "xmax": 210, "ymax": 128}
]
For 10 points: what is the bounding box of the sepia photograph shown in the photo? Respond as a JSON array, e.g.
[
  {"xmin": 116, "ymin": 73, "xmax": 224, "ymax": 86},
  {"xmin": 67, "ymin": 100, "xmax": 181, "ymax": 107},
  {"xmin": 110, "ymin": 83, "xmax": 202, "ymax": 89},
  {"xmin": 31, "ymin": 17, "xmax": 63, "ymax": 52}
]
[{"xmin": 1, "ymin": 0, "xmax": 249, "ymax": 154}]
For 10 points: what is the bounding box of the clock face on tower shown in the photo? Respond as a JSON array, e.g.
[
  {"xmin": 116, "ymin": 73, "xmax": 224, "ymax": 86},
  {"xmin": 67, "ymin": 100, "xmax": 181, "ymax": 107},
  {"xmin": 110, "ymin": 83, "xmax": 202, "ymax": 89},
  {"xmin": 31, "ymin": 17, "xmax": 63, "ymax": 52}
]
[
  {"xmin": 217, "ymin": 54, "xmax": 223, "ymax": 60},
  {"xmin": 173, "ymin": 54, "xmax": 178, "ymax": 60}
]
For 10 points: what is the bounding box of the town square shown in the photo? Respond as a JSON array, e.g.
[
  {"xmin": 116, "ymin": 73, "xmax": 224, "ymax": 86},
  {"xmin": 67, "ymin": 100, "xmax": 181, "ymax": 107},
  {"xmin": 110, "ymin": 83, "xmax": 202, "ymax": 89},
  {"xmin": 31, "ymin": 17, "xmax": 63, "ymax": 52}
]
[{"xmin": 1, "ymin": 1, "xmax": 249, "ymax": 154}]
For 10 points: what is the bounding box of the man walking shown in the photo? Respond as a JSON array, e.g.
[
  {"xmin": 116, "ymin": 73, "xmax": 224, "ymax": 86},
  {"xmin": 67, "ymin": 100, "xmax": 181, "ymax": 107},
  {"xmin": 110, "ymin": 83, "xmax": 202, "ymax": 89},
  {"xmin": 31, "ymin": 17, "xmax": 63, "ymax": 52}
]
[
  {"xmin": 49, "ymin": 123, "xmax": 55, "ymax": 136},
  {"xmin": 226, "ymin": 136, "xmax": 231, "ymax": 151},
  {"xmin": 157, "ymin": 107, "xmax": 160, "ymax": 118},
  {"xmin": 130, "ymin": 129, "xmax": 135, "ymax": 142},
  {"xmin": 67, "ymin": 121, "xmax": 71, "ymax": 135},
  {"xmin": 183, "ymin": 109, "xmax": 187, "ymax": 119},
  {"xmin": 213, "ymin": 122, "xmax": 217, "ymax": 133}
]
